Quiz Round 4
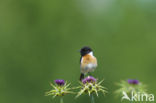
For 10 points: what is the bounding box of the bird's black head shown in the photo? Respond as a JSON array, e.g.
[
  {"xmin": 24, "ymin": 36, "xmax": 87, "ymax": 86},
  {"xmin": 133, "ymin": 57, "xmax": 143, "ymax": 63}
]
[{"xmin": 80, "ymin": 46, "xmax": 92, "ymax": 56}]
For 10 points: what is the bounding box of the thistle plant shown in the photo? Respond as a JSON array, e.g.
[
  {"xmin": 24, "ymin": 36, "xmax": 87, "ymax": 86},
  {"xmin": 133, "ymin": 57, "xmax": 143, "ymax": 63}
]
[
  {"xmin": 45, "ymin": 79, "xmax": 73, "ymax": 103},
  {"xmin": 76, "ymin": 76, "xmax": 107, "ymax": 103},
  {"xmin": 115, "ymin": 79, "xmax": 147, "ymax": 101}
]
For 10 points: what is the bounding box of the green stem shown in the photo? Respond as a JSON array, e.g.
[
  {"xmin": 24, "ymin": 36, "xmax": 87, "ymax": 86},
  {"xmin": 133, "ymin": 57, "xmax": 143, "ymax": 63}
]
[
  {"xmin": 60, "ymin": 97, "xmax": 64, "ymax": 103},
  {"xmin": 90, "ymin": 94, "xmax": 95, "ymax": 103}
]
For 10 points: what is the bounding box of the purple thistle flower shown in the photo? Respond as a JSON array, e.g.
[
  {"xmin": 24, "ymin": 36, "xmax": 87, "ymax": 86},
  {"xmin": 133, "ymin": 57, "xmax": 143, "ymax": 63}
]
[
  {"xmin": 82, "ymin": 76, "xmax": 96, "ymax": 84},
  {"xmin": 54, "ymin": 79, "xmax": 65, "ymax": 86},
  {"xmin": 127, "ymin": 79, "xmax": 139, "ymax": 85}
]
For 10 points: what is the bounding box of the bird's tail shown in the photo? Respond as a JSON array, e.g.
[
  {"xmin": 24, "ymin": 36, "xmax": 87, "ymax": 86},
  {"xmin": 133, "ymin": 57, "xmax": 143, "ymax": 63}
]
[{"xmin": 80, "ymin": 73, "xmax": 84, "ymax": 81}]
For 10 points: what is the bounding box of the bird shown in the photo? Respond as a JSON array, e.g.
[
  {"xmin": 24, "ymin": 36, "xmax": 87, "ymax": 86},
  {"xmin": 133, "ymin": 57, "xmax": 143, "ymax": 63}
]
[{"xmin": 79, "ymin": 46, "xmax": 97, "ymax": 81}]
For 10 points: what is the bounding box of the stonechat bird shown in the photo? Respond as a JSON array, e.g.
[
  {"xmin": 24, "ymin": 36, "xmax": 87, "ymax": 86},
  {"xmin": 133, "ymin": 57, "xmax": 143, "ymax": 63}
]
[{"xmin": 79, "ymin": 46, "xmax": 97, "ymax": 81}]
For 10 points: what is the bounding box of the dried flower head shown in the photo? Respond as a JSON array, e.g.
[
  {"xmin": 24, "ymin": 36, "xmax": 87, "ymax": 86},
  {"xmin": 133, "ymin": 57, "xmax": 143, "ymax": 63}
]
[
  {"xmin": 45, "ymin": 79, "xmax": 73, "ymax": 98},
  {"xmin": 76, "ymin": 76, "xmax": 107, "ymax": 98}
]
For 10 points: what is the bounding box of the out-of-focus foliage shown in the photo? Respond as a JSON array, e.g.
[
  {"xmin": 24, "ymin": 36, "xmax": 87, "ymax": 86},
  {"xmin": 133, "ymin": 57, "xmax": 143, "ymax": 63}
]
[
  {"xmin": 115, "ymin": 80, "xmax": 147, "ymax": 97},
  {"xmin": 0, "ymin": 0, "xmax": 156, "ymax": 103}
]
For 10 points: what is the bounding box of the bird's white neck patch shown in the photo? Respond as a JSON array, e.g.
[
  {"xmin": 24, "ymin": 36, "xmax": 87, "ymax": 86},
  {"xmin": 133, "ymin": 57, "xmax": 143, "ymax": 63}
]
[{"xmin": 88, "ymin": 51, "xmax": 93, "ymax": 56}]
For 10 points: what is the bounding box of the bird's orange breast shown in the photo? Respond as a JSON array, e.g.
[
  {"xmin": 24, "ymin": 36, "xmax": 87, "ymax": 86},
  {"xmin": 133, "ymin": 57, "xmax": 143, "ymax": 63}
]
[{"xmin": 81, "ymin": 54, "xmax": 97, "ymax": 68}]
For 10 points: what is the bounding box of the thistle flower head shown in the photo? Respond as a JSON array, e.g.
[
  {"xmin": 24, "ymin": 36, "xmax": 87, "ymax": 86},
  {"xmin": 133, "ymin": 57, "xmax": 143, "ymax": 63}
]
[
  {"xmin": 45, "ymin": 79, "xmax": 73, "ymax": 98},
  {"xmin": 115, "ymin": 79, "xmax": 147, "ymax": 99},
  {"xmin": 54, "ymin": 79, "xmax": 65, "ymax": 86},
  {"xmin": 127, "ymin": 79, "xmax": 139, "ymax": 85},
  {"xmin": 82, "ymin": 76, "xmax": 96, "ymax": 84},
  {"xmin": 76, "ymin": 76, "xmax": 107, "ymax": 98}
]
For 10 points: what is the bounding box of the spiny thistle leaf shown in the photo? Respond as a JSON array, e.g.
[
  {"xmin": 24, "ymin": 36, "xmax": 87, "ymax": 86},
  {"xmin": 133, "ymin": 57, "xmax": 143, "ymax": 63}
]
[
  {"xmin": 45, "ymin": 79, "xmax": 74, "ymax": 98},
  {"xmin": 76, "ymin": 76, "xmax": 107, "ymax": 98}
]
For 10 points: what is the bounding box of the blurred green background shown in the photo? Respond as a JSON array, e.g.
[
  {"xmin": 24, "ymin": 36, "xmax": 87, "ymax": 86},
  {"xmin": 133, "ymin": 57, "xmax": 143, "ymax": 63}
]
[{"xmin": 0, "ymin": 0, "xmax": 156, "ymax": 103}]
